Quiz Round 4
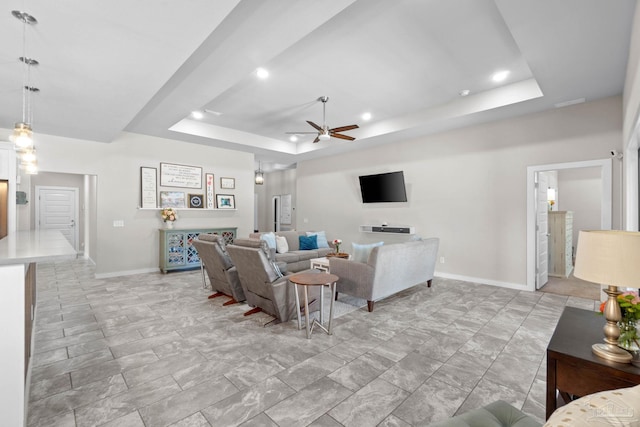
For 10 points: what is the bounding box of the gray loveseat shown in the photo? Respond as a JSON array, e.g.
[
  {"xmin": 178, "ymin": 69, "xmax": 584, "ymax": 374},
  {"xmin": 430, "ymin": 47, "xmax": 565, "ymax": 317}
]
[
  {"xmin": 249, "ymin": 231, "xmax": 335, "ymax": 272},
  {"xmin": 329, "ymin": 238, "xmax": 439, "ymax": 311}
]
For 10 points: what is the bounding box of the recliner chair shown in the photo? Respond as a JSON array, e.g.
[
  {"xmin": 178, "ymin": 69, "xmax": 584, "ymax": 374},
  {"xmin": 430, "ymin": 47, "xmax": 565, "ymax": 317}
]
[
  {"xmin": 226, "ymin": 238, "xmax": 321, "ymax": 323},
  {"xmin": 192, "ymin": 233, "xmax": 245, "ymax": 305}
]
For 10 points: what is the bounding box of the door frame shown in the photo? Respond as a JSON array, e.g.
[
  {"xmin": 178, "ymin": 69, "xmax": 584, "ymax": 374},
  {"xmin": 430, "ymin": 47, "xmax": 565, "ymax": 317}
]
[
  {"xmin": 35, "ymin": 185, "xmax": 80, "ymax": 250},
  {"xmin": 526, "ymin": 159, "xmax": 612, "ymax": 291}
]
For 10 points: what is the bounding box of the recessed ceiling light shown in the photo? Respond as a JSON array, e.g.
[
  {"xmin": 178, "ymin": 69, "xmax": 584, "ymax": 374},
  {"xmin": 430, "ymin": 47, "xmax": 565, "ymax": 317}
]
[
  {"xmin": 361, "ymin": 112, "xmax": 372, "ymax": 121},
  {"xmin": 191, "ymin": 111, "xmax": 204, "ymax": 119},
  {"xmin": 459, "ymin": 89, "xmax": 470, "ymax": 97},
  {"xmin": 256, "ymin": 67, "xmax": 269, "ymax": 79},
  {"xmin": 492, "ymin": 70, "xmax": 510, "ymax": 82},
  {"xmin": 289, "ymin": 135, "xmax": 298, "ymax": 142}
]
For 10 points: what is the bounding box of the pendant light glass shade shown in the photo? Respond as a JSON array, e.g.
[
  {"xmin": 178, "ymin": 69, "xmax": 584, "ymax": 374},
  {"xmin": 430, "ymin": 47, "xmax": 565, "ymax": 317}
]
[
  {"xmin": 12, "ymin": 122, "xmax": 33, "ymax": 150},
  {"xmin": 255, "ymin": 162, "xmax": 264, "ymax": 185}
]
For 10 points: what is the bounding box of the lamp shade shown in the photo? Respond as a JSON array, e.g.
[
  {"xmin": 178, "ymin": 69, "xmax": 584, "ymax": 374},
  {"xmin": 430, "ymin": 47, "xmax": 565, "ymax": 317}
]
[{"xmin": 573, "ymin": 230, "xmax": 640, "ymax": 287}]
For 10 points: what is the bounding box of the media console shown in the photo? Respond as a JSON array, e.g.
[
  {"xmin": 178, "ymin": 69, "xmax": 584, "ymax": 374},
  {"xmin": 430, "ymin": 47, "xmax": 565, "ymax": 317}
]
[{"xmin": 359, "ymin": 225, "xmax": 415, "ymax": 234}]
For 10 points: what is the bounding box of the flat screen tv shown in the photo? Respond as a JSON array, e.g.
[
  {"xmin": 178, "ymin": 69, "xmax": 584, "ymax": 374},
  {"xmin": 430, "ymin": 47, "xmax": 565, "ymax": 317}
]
[{"xmin": 359, "ymin": 171, "xmax": 407, "ymax": 203}]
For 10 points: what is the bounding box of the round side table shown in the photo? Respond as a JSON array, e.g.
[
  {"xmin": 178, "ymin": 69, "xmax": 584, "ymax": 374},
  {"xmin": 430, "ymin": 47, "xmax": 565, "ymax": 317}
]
[{"xmin": 289, "ymin": 272, "xmax": 339, "ymax": 339}]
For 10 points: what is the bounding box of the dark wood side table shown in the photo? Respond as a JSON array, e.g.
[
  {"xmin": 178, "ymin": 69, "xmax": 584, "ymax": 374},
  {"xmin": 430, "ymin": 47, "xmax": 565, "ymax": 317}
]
[{"xmin": 546, "ymin": 306, "xmax": 640, "ymax": 420}]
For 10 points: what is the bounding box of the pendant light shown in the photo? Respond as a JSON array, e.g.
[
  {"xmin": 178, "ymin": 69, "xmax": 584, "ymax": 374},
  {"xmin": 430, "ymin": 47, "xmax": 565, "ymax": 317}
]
[
  {"xmin": 10, "ymin": 10, "xmax": 39, "ymax": 156},
  {"xmin": 255, "ymin": 162, "xmax": 264, "ymax": 185}
]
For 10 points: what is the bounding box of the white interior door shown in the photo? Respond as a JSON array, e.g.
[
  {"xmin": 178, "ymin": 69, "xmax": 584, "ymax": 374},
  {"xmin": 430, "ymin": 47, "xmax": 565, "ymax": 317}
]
[
  {"xmin": 536, "ymin": 173, "xmax": 549, "ymax": 289},
  {"xmin": 36, "ymin": 186, "xmax": 79, "ymax": 250}
]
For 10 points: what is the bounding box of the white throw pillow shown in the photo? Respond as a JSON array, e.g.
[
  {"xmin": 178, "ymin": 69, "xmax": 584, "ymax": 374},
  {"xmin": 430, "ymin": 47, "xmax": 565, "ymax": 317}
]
[
  {"xmin": 351, "ymin": 241, "xmax": 384, "ymax": 263},
  {"xmin": 275, "ymin": 235, "xmax": 289, "ymax": 254},
  {"xmin": 306, "ymin": 231, "xmax": 330, "ymax": 248},
  {"xmin": 260, "ymin": 232, "xmax": 276, "ymax": 249}
]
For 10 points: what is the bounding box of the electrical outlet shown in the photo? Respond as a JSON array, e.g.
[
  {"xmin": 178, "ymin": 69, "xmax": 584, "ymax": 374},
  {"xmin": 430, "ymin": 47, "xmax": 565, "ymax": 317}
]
[
  {"xmin": 303, "ymin": 218, "xmax": 309, "ymax": 223},
  {"xmin": 440, "ymin": 256, "xmax": 445, "ymax": 264},
  {"xmin": 113, "ymin": 220, "xmax": 124, "ymax": 227}
]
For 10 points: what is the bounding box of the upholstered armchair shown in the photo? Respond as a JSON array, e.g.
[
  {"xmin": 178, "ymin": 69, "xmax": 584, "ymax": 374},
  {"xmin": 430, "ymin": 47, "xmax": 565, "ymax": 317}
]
[
  {"xmin": 192, "ymin": 234, "xmax": 245, "ymax": 305},
  {"xmin": 226, "ymin": 238, "xmax": 320, "ymax": 323}
]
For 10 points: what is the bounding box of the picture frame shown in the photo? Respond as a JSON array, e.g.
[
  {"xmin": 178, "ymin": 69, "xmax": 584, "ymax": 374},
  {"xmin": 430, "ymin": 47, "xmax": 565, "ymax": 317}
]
[
  {"xmin": 216, "ymin": 194, "xmax": 235, "ymax": 209},
  {"xmin": 220, "ymin": 177, "xmax": 235, "ymax": 189},
  {"xmin": 205, "ymin": 173, "xmax": 215, "ymax": 209},
  {"xmin": 188, "ymin": 194, "xmax": 204, "ymax": 209},
  {"xmin": 160, "ymin": 191, "xmax": 186, "ymax": 208},
  {"xmin": 160, "ymin": 162, "xmax": 202, "ymax": 189},
  {"xmin": 140, "ymin": 167, "xmax": 157, "ymax": 209}
]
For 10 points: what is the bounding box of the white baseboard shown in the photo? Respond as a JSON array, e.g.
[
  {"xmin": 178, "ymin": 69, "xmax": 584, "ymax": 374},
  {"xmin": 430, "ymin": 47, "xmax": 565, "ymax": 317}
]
[
  {"xmin": 95, "ymin": 267, "xmax": 159, "ymax": 279},
  {"xmin": 434, "ymin": 271, "xmax": 530, "ymax": 291}
]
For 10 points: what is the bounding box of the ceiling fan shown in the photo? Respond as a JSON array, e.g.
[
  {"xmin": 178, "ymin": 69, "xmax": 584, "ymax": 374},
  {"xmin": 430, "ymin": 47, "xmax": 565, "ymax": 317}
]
[{"xmin": 287, "ymin": 96, "xmax": 358, "ymax": 143}]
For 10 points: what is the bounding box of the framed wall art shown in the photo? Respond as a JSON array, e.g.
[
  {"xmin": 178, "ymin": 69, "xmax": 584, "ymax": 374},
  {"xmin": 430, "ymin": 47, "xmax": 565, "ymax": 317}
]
[
  {"xmin": 216, "ymin": 194, "xmax": 235, "ymax": 209},
  {"xmin": 188, "ymin": 194, "xmax": 204, "ymax": 209},
  {"xmin": 205, "ymin": 173, "xmax": 215, "ymax": 209},
  {"xmin": 160, "ymin": 162, "xmax": 202, "ymax": 189},
  {"xmin": 140, "ymin": 167, "xmax": 157, "ymax": 208},
  {"xmin": 160, "ymin": 191, "xmax": 186, "ymax": 208},
  {"xmin": 220, "ymin": 177, "xmax": 235, "ymax": 189}
]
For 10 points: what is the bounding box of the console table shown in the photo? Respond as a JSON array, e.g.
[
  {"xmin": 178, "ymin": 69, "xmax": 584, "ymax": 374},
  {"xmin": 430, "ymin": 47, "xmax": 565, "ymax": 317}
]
[
  {"xmin": 546, "ymin": 306, "xmax": 640, "ymax": 419},
  {"xmin": 159, "ymin": 227, "xmax": 236, "ymax": 273}
]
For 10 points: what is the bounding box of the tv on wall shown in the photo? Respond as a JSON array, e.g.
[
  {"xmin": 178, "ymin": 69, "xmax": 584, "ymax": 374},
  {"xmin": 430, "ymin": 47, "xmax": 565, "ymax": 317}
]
[{"xmin": 359, "ymin": 171, "xmax": 408, "ymax": 203}]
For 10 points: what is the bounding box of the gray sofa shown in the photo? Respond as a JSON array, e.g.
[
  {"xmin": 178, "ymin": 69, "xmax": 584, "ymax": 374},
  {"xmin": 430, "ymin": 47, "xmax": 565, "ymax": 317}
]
[
  {"xmin": 249, "ymin": 231, "xmax": 335, "ymax": 272},
  {"xmin": 329, "ymin": 238, "xmax": 439, "ymax": 311}
]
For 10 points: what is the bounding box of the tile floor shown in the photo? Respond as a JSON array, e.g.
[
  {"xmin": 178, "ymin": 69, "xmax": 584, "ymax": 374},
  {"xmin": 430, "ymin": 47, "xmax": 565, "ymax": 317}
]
[{"xmin": 27, "ymin": 259, "xmax": 599, "ymax": 427}]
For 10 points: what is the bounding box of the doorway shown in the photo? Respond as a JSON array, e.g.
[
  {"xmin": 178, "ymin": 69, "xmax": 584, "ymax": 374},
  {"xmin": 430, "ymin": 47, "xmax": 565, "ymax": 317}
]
[
  {"xmin": 35, "ymin": 186, "xmax": 79, "ymax": 250},
  {"xmin": 272, "ymin": 195, "xmax": 281, "ymax": 232},
  {"xmin": 526, "ymin": 159, "xmax": 613, "ymax": 292},
  {"xmin": 0, "ymin": 180, "xmax": 7, "ymax": 239}
]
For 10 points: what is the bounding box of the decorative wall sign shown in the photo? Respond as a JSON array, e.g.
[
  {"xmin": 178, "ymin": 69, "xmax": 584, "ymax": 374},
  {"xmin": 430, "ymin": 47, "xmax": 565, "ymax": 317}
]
[
  {"xmin": 205, "ymin": 173, "xmax": 215, "ymax": 209},
  {"xmin": 160, "ymin": 191, "xmax": 186, "ymax": 208},
  {"xmin": 216, "ymin": 194, "xmax": 235, "ymax": 209},
  {"xmin": 160, "ymin": 162, "xmax": 202, "ymax": 189},
  {"xmin": 140, "ymin": 167, "xmax": 157, "ymax": 208},
  {"xmin": 188, "ymin": 194, "xmax": 204, "ymax": 208},
  {"xmin": 220, "ymin": 177, "xmax": 235, "ymax": 189}
]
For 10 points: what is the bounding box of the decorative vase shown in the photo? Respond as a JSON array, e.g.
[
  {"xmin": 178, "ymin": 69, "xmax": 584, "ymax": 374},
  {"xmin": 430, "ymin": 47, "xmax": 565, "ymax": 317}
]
[
  {"xmin": 618, "ymin": 318, "xmax": 639, "ymax": 351},
  {"xmin": 165, "ymin": 221, "xmax": 174, "ymax": 229}
]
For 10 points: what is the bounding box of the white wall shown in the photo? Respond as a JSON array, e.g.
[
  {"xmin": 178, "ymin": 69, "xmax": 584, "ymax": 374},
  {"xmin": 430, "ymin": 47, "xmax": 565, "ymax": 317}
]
[
  {"xmin": 296, "ymin": 96, "xmax": 623, "ymax": 287},
  {"xmin": 623, "ymin": 4, "xmax": 640, "ymax": 230},
  {"xmin": 557, "ymin": 167, "xmax": 602, "ymax": 249},
  {"xmin": 6, "ymin": 131, "xmax": 254, "ymax": 276}
]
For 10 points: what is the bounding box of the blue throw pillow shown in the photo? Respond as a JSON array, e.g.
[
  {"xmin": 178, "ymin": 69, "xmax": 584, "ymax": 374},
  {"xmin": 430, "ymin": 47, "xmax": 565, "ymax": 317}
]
[
  {"xmin": 352, "ymin": 241, "xmax": 384, "ymax": 263},
  {"xmin": 306, "ymin": 231, "xmax": 330, "ymax": 248},
  {"xmin": 299, "ymin": 234, "xmax": 318, "ymax": 250},
  {"xmin": 260, "ymin": 232, "xmax": 276, "ymax": 249}
]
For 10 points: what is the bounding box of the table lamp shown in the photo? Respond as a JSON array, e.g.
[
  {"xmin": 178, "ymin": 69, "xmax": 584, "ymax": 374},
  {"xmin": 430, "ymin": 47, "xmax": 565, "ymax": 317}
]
[{"xmin": 573, "ymin": 230, "xmax": 640, "ymax": 363}]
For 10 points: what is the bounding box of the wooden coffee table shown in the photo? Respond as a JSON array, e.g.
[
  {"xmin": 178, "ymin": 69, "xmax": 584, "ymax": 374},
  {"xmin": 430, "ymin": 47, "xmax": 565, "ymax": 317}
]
[{"xmin": 289, "ymin": 272, "xmax": 339, "ymax": 339}]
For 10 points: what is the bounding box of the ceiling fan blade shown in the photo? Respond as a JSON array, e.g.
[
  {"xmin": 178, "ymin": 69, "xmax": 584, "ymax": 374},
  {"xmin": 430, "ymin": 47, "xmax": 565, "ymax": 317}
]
[
  {"xmin": 313, "ymin": 136, "xmax": 320, "ymax": 143},
  {"xmin": 331, "ymin": 133, "xmax": 356, "ymax": 141},
  {"xmin": 330, "ymin": 124, "xmax": 359, "ymax": 133},
  {"xmin": 285, "ymin": 131, "xmax": 318, "ymax": 134},
  {"xmin": 307, "ymin": 121, "xmax": 322, "ymax": 131}
]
